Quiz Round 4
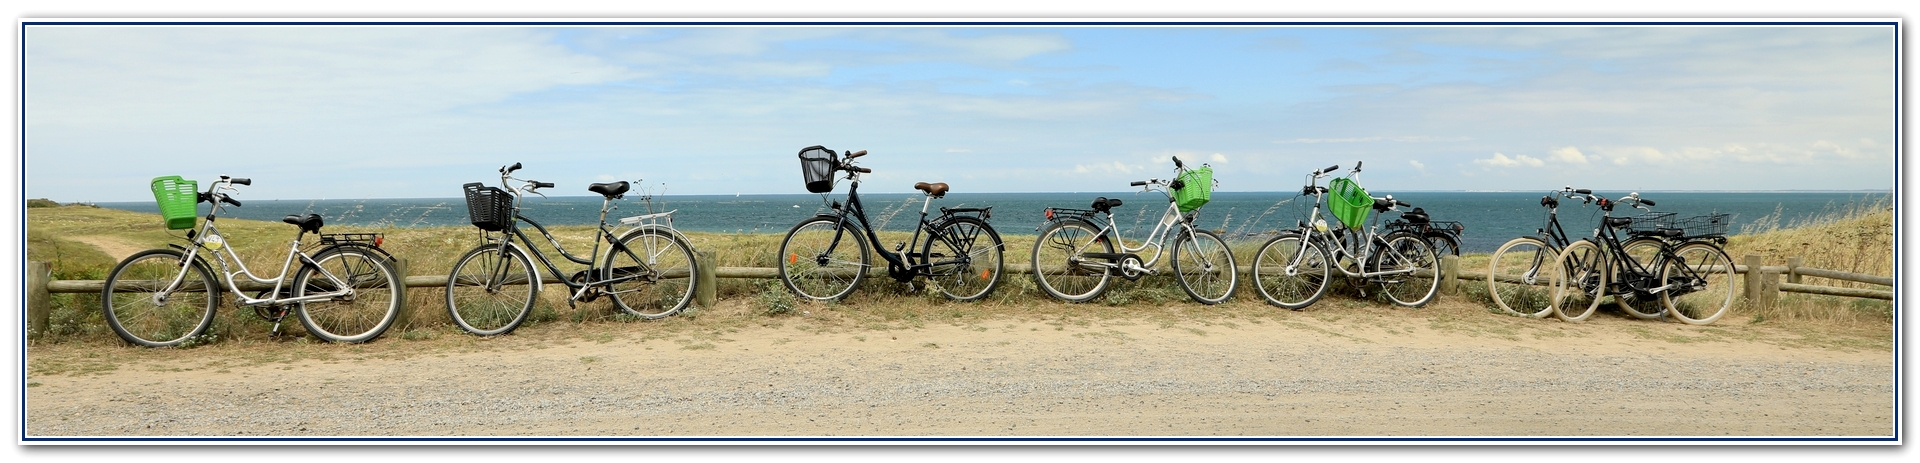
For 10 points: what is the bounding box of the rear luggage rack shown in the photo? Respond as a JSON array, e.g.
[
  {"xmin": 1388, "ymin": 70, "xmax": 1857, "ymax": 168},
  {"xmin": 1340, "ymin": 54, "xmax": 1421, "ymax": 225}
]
[{"xmin": 321, "ymin": 233, "xmax": 384, "ymax": 247}]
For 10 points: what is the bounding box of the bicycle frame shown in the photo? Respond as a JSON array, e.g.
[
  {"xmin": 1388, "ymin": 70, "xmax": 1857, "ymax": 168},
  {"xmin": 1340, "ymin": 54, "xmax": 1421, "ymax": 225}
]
[
  {"xmin": 477, "ymin": 181, "xmax": 663, "ymax": 302},
  {"xmin": 1280, "ymin": 167, "xmax": 1418, "ymax": 279},
  {"xmin": 1076, "ymin": 189, "xmax": 1197, "ymax": 275},
  {"xmin": 166, "ymin": 179, "xmax": 357, "ymax": 307},
  {"xmin": 812, "ymin": 177, "xmax": 981, "ymax": 280}
]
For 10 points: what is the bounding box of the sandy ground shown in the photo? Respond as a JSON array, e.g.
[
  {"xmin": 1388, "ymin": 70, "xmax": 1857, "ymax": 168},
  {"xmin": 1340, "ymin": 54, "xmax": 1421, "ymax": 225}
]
[{"xmin": 23, "ymin": 308, "xmax": 1894, "ymax": 440}]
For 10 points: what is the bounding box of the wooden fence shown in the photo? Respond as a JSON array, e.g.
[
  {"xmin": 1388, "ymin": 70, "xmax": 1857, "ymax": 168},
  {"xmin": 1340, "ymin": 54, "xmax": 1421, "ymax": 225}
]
[{"xmin": 23, "ymin": 251, "xmax": 1893, "ymax": 336}]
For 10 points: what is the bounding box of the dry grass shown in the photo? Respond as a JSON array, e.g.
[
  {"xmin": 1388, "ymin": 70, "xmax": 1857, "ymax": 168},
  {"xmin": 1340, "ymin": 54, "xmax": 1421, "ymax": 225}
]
[{"xmin": 1720, "ymin": 195, "xmax": 1894, "ymax": 326}]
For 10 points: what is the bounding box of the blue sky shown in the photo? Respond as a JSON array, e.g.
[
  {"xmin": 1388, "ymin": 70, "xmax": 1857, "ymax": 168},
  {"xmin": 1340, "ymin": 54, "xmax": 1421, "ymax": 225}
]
[{"xmin": 23, "ymin": 23, "xmax": 1897, "ymax": 202}]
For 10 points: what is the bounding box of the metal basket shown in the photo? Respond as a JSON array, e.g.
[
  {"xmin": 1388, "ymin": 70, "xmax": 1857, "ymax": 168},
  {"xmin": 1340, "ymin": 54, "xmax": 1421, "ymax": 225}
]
[
  {"xmin": 462, "ymin": 182, "xmax": 515, "ymax": 232},
  {"xmin": 1673, "ymin": 213, "xmax": 1731, "ymax": 238},
  {"xmin": 1622, "ymin": 211, "xmax": 1676, "ymax": 235}
]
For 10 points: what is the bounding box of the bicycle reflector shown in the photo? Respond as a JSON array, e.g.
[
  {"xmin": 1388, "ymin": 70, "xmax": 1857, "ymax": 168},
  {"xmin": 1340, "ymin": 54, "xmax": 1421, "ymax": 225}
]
[
  {"xmin": 375, "ymin": 235, "xmax": 384, "ymax": 247},
  {"xmin": 789, "ymin": 253, "xmax": 798, "ymax": 264},
  {"xmin": 1045, "ymin": 208, "xmax": 1054, "ymax": 220}
]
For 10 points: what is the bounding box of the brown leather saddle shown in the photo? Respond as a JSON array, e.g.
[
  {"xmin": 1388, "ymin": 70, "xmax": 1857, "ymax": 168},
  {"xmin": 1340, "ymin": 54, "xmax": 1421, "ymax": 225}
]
[{"xmin": 913, "ymin": 182, "xmax": 949, "ymax": 198}]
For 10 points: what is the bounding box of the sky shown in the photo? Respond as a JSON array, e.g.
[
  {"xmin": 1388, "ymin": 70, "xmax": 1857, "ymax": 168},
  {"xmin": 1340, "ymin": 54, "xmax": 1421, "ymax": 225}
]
[{"xmin": 22, "ymin": 22, "xmax": 1900, "ymax": 202}]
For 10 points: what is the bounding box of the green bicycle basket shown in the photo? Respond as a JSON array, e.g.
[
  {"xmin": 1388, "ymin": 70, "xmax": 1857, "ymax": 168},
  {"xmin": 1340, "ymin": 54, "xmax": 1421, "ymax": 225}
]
[
  {"xmin": 1174, "ymin": 165, "xmax": 1213, "ymax": 213},
  {"xmin": 151, "ymin": 175, "xmax": 199, "ymax": 230},
  {"xmin": 1327, "ymin": 177, "xmax": 1371, "ymax": 229}
]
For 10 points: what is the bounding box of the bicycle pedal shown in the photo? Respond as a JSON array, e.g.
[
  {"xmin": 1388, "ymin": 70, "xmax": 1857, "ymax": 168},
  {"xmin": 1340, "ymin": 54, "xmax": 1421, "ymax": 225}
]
[{"xmin": 894, "ymin": 242, "xmax": 906, "ymax": 251}]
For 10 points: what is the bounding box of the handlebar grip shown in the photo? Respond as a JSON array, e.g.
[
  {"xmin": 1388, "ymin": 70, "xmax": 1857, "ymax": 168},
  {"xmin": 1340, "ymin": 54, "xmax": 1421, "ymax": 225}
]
[
  {"xmin": 504, "ymin": 162, "xmax": 523, "ymax": 174},
  {"xmin": 846, "ymin": 150, "xmax": 867, "ymax": 159},
  {"xmin": 230, "ymin": 177, "xmax": 251, "ymax": 186},
  {"xmin": 1172, "ymin": 156, "xmax": 1184, "ymax": 169},
  {"xmin": 222, "ymin": 196, "xmax": 242, "ymax": 207},
  {"xmin": 534, "ymin": 181, "xmax": 555, "ymax": 189},
  {"xmin": 849, "ymin": 166, "xmax": 872, "ymax": 174},
  {"xmin": 1130, "ymin": 181, "xmax": 1148, "ymax": 187},
  {"xmin": 1574, "ymin": 188, "xmax": 1591, "ymax": 195},
  {"xmin": 1639, "ymin": 198, "xmax": 1656, "ymax": 207},
  {"xmin": 1354, "ymin": 161, "xmax": 1363, "ymax": 171},
  {"xmin": 1395, "ymin": 199, "xmax": 1411, "ymax": 207},
  {"xmin": 1317, "ymin": 165, "xmax": 1339, "ymax": 175}
]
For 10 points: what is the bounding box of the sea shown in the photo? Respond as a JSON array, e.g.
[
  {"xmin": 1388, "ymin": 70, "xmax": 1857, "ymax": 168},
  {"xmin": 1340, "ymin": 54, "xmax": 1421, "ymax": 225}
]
[{"xmin": 95, "ymin": 190, "xmax": 1893, "ymax": 254}]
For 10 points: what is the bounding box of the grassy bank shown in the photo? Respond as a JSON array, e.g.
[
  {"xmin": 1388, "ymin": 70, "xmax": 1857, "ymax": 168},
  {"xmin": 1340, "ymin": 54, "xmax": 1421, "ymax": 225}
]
[{"xmin": 23, "ymin": 199, "xmax": 1893, "ymax": 350}]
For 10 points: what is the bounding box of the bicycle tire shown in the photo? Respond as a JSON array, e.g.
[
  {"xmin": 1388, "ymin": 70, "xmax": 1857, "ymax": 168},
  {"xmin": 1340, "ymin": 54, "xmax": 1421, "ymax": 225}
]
[
  {"xmin": 1252, "ymin": 233, "xmax": 1329, "ymax": 310},
  {"xmin": 1426, "ymin": 233, "xmax": 1461, "ymax": 257},
  {"xmin": 778, "ymin": 216, "xmax": 869, "ymax": 301},
  {"xmin": 293, "ymin": 246, "xmax": 402, "ymax": 343},
  {"xmin": 1171, "ymin": 228, "xmax": 1237, "ymax": 304},
  {"xmin": 605, "ymin": 227, "xmax": 698, "ymax": 319},
  {"xmin": 1373, "ymin": 231, "xmax": 1439, "ymax": 307},
  {"xmin": 923, "ymin": 216, "xmax": 1004, "ymax": 302},
  {"xmin": 102, "ymin": 248, "xmax": 219, "ymax": 347},
  {"xmin": 1487, "ymin": 237, "xmax": 1555, "ymax": 318},
  {"xmin": 1551, "ymin": 239, "xmax": 1607, "ymax": 322},
  {"xmin": 445, "ymin": 243, "xmax": 539, "ymax": 336},
  {"xmin": 1031, "ymin": 218, "xmax": 1113, "ymax": 303},
  {"xmin": 1615, "ymin": 237, "xmax": 1668, "ymax": 319},
  {"xmin": 1663, "ymin": 242, "xmax": 1736, "ymax": 325}
]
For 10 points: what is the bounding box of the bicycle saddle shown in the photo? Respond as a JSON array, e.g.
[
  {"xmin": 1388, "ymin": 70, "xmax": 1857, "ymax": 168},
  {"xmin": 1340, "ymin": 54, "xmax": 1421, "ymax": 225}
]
[
  {"xmin": 914, "ymin": 182, "xmax": 949, "ymax": 198},
  {"xmin": 283, "ymin": 213, "xmax": 324, "ymax": 234},
  {"xmin": 1091, "ymin": 197, "xmax": 1123, "ymax": 213},
  {"xmin": 1400, "ymin": 207, "xmax": 1429, "ymax": 224},
  {"xmin": 1605, "ymin": 217, "xmax": 1632, "ymax": 228},
  {"xmin": 588, "ymin": 181, "xmax": 629, "ymax": 199}
]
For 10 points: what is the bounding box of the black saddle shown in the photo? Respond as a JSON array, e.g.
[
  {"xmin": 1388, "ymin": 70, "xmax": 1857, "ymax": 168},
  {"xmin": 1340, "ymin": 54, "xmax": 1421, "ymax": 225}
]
[
  {"xmin": 1401, "ymin": 207, "xmax": 1429, "ymax": 224},
  {"xmin": 1091, "ymin": 197, "xmax": 1123, "ymax": 213},
  {"xmin": 1605, "ymin": 217, "xmax": 1633, "ymax": 228},
  {"xmin": 283, "ymin": 213, "xmax": 324, "ymax": 234},
  {"xmin": 588, "ymin": 181, "xmax": 630, "ymax": 200}
]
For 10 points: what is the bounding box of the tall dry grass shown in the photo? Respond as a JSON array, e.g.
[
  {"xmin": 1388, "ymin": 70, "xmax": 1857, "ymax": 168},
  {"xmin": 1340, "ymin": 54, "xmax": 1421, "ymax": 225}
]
[{"xmin": 1721, "ymin": 195, "xmax": 1893, "ymax": 325}]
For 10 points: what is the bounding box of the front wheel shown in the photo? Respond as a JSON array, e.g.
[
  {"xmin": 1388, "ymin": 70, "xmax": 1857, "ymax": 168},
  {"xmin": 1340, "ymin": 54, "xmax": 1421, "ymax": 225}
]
[
  {"xmin": 1031, "ymin": 219, "xmax": 1114, "ymax": 303},
  {"xmin": 102, "ymin": 249, "xmax": 219, "ymax": 347},
  {"xmin": 445, "ymin": 243, "xmax": 538, "ymax": 336},
  {"xmin": 1616, "ymin": 237, "xmax": 1669, "ymax": 319},
  {"xmin": 1551, "ymin": 239, "xmax": 1607, "ymax": 322},
  {"xmin": 605, "ymin": 228, "xmax": 698, "ymax": 319},
  {"xmin": 1662, "ymin": 242, "xmax": 1735, "ymax": 325},
  {"xmin": 1371, "ymin": 231, "xmax": 1438, "ymax": 307},
  {"xmin": 1172, "ymin": 228, "xmax": 1237, "ymax": 304},
  {"xmin": 778, "ymin": 216, "xmax": 870, "ymax": 301},
  {"xmin": 293, "ymin": 246, "xmax": 401, "ymax": 343},
  {"xmin": 1252, "ymin": 233, "xmax": 1329, "ymax": 310},
  {"xmin": 1487, "ymin": 237, "xmax": 1555, "ymax": 318},
  {"xmin": 923, "ymin": 217, "xmax": 1004, "ymax": 302}
]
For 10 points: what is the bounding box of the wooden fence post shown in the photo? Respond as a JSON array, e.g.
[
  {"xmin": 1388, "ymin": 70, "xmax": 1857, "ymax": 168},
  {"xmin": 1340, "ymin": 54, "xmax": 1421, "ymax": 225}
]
[
  {"xmin": 1743, "ymin": 255, "xmax": 1763, "ymax": 303},
  {"xmin": 1759, "ymin": 269, "xmax": 1781, "ymax": 308},
  {"xmin": 390, "ymin": 257, "xmax": 412, "ymax": 329},
  {"xmin": 1439, "ymin": 254, "xmax": 1459, "ymax": 295},
  {"xmin": 26, "ymin": 261, "xmax": 51, "ymax": 339},
  {"xmin": 695, "ymin": 251, "xmax": 717, "ymax": 308},
  {"xmin": 1786, "ymin": 256, "xmax": 1803, "ymax": 285}
]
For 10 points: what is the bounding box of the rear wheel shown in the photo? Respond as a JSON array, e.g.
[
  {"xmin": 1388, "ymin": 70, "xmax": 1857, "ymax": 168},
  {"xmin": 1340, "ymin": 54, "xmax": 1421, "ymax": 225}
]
[
  {"xmin": 1426, "ymin": 233, "xmax": 1461, "ymax": 257},
  {"xmin": 1551, "ymin": 239, "xmax": 1607, "ymax": 322},
  {"xmin": 1663, "ymin": 242, "xmax": 1736, "ymax": 325},
  {"xmin": 1252, "ymin": 233, "xmax": 1329, "ymax": 310},
  {"xmin": 1171, "ymin": 228, "xmax": 1236, "ymax": 304},
  {"xmin": 924, "ymin": 217, "xmax": 1004, "ymax": 302},
  {"xmin": 606, "ymin": 228, "xmax": 697, "ymax": 319},
  {"xmin": 1487, "ymin": 237, "xmax": 1554, "ymax": 318},
  {"xmin": 445, "ymin": 244, "xmax": 538, "ymax": 336},
  {"xmin": 1031, "ymin": 219, "xmax": 1113, "ymax": 303},
  {"xmin": 1372, "ymin": 231, "xmax": 1438, "ymax": 307},
  {"xmin": 102, "ymin": 249, "xmax": 219, "ymax": 347},
  {"xmin": 778, "ymin": 216, "xmax": 869, "ymax": 301},
  {"xmin": 294, "ymin": 246, "xmax": 401, "ymax": 343}
]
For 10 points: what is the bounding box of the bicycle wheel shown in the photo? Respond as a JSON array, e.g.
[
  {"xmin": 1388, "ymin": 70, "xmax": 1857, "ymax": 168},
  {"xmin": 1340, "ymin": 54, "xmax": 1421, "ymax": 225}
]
[
  {"xmin": 1171, "ymin": 228, "xmax": 1237, "ymax": 304},
  {"xmin": 102, "ymin": 249, "xmax": 219, "ymax": 347},
  {"xmin": 1426, "ymin": 233, "xmax": 1461, "ymax": 257},
  {"xmin": 605, "ymin": 228, "xmax": 697, "ymax": 319},
  {"xmin": 1252, "ymin": 233, "xmax": 1329, "ymax": 310},
  {"xmin": 1551, "ymin": 239, "xmax": 1607, "ymax": 322},
  {"xmin": 445, "ymin": 243, "xmax": 538, "ymax": 336},
  {"xmin": 923, "ymin": 216, "xmax": 1004, "ymax": 302},
  {"xmin": 1371, "ymin": 231, "xmax": 1439, "ymax": 307},
  {"xmin": 1487, "ymin": 237, "xmax": 1555, "ymax": 317},
  {"xmin": 293, "ymin": 245, "xmax": 401, "ymax": 343},
  {"xmin": 1031, "ymin": 218, "xmax": 1113, "ymax": 302},
  {"xmin": 1615, "ymin": 237, "xmax": 1668, "ymax": 319},
  {"xmin": 779, "ymin": 216, "xmax": 869, "ymax": 301},
  {"xmin": 1662, "ymin": 242, "xmax": 1736, "ymax": 325}
]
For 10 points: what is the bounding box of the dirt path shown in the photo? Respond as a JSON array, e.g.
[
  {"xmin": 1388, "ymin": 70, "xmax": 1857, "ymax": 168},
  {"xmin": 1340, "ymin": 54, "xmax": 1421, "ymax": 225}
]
[
  {"xmin": 23, "ymin": 310, "xmax": 1894, "ymax": 439},
  {"xmin": 70, "ymin": 235, "xmax": 146, "ymax": 261}
]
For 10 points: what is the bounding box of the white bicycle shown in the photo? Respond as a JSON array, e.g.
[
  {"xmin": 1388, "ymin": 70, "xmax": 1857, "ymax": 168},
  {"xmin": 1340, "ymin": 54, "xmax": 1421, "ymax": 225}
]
[{"xmin": 1030, "ymin": 156, "xmax": 1237, "ymax": 304}]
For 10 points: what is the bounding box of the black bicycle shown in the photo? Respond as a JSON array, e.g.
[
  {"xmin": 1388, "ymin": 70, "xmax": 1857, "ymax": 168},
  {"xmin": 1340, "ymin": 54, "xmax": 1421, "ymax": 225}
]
[
  {"xmin": 778, "ymin": 146, "xmax": 1004, "ymax": 302},
  {"xmin": 444, "ymin": 163, "xmax": 699, "ymax": 336},
  {"xmin": 1551, "ymin": 192, "xmax": 1736, "ymax": 325},
  {"xmin": 1385, "ymin": 207, "xmax": 1464, "ymax": 257}
]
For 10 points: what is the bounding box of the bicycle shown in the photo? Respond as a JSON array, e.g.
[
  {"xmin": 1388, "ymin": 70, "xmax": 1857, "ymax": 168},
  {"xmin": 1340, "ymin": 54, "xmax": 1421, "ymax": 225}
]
[
  {"xmin": 1485, "ymin": 187, "xmax": 1666, "ymax": 318},
  {"xmin": 1550, "ymin": 192, "xmax": 1736, "ymax": 324},
  {"xmin": 1030, "ymin": 156, "xmax": 1237, "ymax": 304},
  {"xmin": 1385, "ymin": 207, "xmax": 1465, "ymax": 257},
  {"xmin": 778, "ymin": 146, "xmax": 1004, "ymax": 302},
  {"xmin": 102, "ymin": 175, "xmax": 402, "ymax": 347},
  {"xmin": 1249, "ymin": 162, "xmax": 1438, "ymax": 310},
  {"xmin": 444, "ymin": 163, "xmax": 698, "ymax": 336}
]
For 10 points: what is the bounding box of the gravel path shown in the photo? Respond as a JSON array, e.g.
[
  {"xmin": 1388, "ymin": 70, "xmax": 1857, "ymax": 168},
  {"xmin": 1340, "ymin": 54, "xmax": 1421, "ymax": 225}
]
[{"xmin": 25, "ymin": 319, "xmax": 1894, "ymax": 439}]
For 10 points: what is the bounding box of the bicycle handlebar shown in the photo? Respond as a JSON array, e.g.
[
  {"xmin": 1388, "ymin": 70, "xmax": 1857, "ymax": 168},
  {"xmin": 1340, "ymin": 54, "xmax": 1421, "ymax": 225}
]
[
  {"xmin": 227, "ymin": 177, "xmax": 252, "ymax": 186},
  {"xmin": 1354, "ymin": 161, "xmax": 1363, "ymax": 172},
  {"xmin": 222, "ymin": 196, "xmax": 242, "ymax": 207},
  {"xmin": 1131, "ymin": 181, "xmax": 1148, "ymax": 187},
  {"xmin": 847, "ymin": 166, "xmax": 872, "ymax": 174},
  {"xmin": 504, "ymin": 163, "xmax": 522, "ymax": 174},
  {"xmin": 1315, "ymin": 165, "xmax": 1339, "ymax": 176},
  {"xmin": 533, "ymin": 181, "xmax": 555, "ymax": 189},
  {"xmin": 846, "ymin": 150, "xmax": 867, "ymax": 159},
  {"xmin": 1172, "ymin": 156, "xmax": 1185, "ymax": 169},
  {"xmin": 1574, "ymin": 188, "xmax": 1591, "ymax": 195}
]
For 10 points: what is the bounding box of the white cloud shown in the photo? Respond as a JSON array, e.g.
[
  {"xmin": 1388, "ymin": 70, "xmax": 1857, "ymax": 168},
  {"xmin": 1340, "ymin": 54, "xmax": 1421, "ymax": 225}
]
[
  {"xmin": 1072, "ymin": 161, "xmax": 1140, "ymax": 174},
  {"xmin": 1472, "ymin": 152, "xmax": 1544, "ymax": 168},
  {"xmin": 1409, "ymin": 160, "xmax": 1428, "ymax": 174},
  {"xmin": 1549, "ymin": 147, "xmax": 1589, "ymax": 164},
  {"xmin": 1209, "ymin": 153, "xmax": 1229, "ymax": 164}
]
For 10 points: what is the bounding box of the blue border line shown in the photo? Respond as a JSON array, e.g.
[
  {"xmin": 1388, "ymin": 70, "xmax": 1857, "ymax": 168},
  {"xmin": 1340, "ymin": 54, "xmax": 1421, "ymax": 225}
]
[{"xmin": 16, "ymin": 18, "xmax": 1904, "ymax": 445}]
